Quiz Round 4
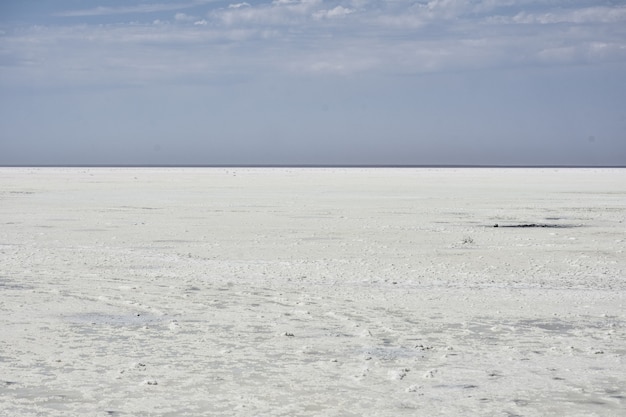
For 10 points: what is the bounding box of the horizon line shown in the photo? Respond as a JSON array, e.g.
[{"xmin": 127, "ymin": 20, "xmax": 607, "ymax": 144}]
[{"xmin": 1, "ymin": 164, "xmax": 625, "ymax": 169}]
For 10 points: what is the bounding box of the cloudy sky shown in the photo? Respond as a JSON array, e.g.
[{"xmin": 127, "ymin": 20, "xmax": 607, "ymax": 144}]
[{"xmin": 1, "ymin": 0, "xmax": 625, "ymax": 165}]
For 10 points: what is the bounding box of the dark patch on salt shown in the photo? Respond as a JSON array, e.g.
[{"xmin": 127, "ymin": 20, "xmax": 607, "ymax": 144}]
[
  {"xmin": 433, "ymin": 384, "xmax": 479, "ymax": 390},
  {"xmin": 584, "ymin": 400, "xmax": 607, "ymax": 406},
  {"xmin": 0, "ymin": 277, "xmax": 32, "ymax": 290},
  {"xmin": 492, "ymin": 223, "xmax": 580, "ymax": 228}
]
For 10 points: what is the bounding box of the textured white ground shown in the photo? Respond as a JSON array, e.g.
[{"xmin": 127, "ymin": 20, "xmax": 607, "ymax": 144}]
[{"xmin": 1, "ymin": 167, "xmax": 625, "ymax": 417}]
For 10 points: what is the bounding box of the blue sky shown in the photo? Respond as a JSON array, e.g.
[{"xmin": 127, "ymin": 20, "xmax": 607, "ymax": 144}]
[{"xmin": 1, "ymin": 0, "xmax": 625, "ymax": 165}]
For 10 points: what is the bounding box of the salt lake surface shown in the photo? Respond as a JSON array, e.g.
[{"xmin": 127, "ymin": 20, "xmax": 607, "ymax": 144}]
[{"xmin": 1, "ymin": 167, "xmax": 625, "ymax": 416}]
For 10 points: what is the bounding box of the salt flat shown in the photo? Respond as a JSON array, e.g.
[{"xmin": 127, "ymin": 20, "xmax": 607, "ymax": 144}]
[{"xmin": 0, "ymin": 167, "xmax": 625, "ymax": 416}]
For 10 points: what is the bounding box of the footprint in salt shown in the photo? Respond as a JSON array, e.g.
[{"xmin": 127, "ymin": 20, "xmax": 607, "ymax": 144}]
[
  {"xmin": 359, "ymin": 329, "xmax": 373, "ymax": 338},
  {"xmin": 353, "ymin": 365, "xmax": 370, "ymax": 381},
  {"xmin": 388, "ymin": 367, "xmax": 410, "ymax": 380},
  {"xmin": 406, "ymin": 384, "xmax": 423, "ymax": 393}
]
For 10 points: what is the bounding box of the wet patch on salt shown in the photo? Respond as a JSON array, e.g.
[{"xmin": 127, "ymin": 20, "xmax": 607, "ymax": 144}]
[
  {"xmin": 517, "ymin": 319, "xmax": 578, "ymax": 333},
  {"xmin": 0, "ymin": 276, "xmax": 33, "ymax": 290},
  {"xmin": 491, "ymin": 223, "xmax": 581, "ymax": 228}
]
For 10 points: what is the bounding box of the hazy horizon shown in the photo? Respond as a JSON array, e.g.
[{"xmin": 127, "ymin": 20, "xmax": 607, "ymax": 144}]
[{"xmin": 1, "ymin": 164, "xmax": 625, "ymax": 168}]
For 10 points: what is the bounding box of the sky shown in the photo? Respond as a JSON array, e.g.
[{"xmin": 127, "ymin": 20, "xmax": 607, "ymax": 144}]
[{"xmin": 1, "ymin": 0, "xmax": 625, "ymax": 166}]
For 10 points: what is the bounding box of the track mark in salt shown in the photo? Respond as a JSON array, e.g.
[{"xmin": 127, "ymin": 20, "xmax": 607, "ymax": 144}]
[
  {"xmin": 389, "ymin": 367, "xmax": 410, "ymax": 380},
  {"xmin": 423, "ymin": 369, "xmax": 438, "ymax": 379}
]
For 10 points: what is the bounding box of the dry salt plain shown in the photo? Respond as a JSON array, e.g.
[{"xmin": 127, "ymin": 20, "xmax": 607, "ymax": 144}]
[{"xmin": 1, "ymin": 167, "xmax": 625, "ymax": 417}]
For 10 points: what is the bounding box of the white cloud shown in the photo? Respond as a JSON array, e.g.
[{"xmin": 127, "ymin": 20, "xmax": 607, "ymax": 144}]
[
  {"xmin": 214, "ymin": 0, "xmax": 321, "ymax": 26},
  {"xmin": 511, "ymin": 6, "xmax": 626, "ymax": 24},
  {"xmin": 536, "ymin": 41, "xmax": 626, "ymax": 65},
  {"xmin": 3, "ymin": 1, "xmax": 626, "ymax": 88},
  {"xmin": 55, "ymin": 0, "xmax": 219, "ymax": 17},
  {"xmin": 272, "ymin": 0, "xmax": 300, "ymax": 5},
  {"xmin": 420, "ymin": 0, "xmax": 472, "ymax": 20},
  {"xmin": 313, "ymin": 6, "xmax": 354, "ymax": 20},
  {"xmin": 175, "ymin": 13, "xmax": 197, "ymax": 22},
  {"xmin": 472, "ymin": 0, "xmax": 517, "ymax": 13},
  {"xmin": 373, "ymin": 12, "xmax": 425, "ymax": 29}
]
